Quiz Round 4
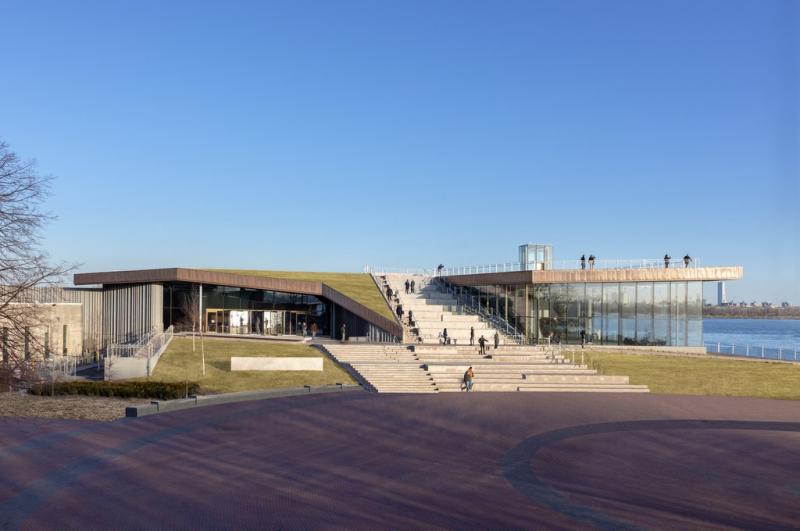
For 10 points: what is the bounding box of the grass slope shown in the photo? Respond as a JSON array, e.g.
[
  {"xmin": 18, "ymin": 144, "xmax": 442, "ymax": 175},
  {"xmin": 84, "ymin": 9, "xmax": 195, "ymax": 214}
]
[
  {"xmin": 585, "ymin": 351, "xmax": 800, "ymax": 400},
  {"xmin": 150, "ymin": 337, "xmax": 354, "ymax": 394},
  {"xmin": 204, "ymin": 269, "xmax": 395, "ymax": 321}
]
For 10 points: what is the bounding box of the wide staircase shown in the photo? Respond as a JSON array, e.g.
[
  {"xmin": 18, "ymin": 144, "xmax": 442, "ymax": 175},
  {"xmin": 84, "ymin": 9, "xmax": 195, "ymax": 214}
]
[
  {"xmin": 323, "ymin": 343, "xmax": 438, "ymax": 393},
  {"xmin": 322, "ymin": 342, "xmax": 649, "ymax": 394},
  {"xmin": 383, "ymin": 273, "xmax": 505, "ymax": 345}
]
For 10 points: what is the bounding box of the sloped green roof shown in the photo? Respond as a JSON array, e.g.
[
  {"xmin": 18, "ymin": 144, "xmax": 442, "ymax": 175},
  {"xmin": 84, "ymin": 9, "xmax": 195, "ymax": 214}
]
[{"xmin": 204, "ymin": 269, "xmax": 395, "ymax": 321}]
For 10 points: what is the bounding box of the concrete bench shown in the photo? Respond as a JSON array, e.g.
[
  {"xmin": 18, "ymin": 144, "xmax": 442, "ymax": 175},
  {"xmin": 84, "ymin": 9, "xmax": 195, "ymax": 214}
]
[{"xmin": 231, "ymin": 357, "xmax": 323, "ymax": 371}]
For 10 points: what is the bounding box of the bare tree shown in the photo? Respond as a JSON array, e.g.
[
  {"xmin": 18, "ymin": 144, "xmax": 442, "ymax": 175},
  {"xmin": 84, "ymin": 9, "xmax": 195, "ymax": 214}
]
[
  {"xmin": 181, "ymin": 286, "xmax": 199, "ymax": 352},
  {"xmin": 0, "ymin": 140, "xmax": 72, "ymax": 390}
]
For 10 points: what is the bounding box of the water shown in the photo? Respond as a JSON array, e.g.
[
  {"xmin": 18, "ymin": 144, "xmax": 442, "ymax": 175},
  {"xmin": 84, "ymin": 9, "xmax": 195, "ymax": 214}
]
[{"xmin": 704, "ymin": 318, "xmax": 800, "ymax": 360}]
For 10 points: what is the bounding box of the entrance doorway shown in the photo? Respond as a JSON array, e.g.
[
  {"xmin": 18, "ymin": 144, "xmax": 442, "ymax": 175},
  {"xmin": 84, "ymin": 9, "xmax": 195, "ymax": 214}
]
[{"xmin": 204, "ymin": 309, "xmax": 313, "ymax": 336}]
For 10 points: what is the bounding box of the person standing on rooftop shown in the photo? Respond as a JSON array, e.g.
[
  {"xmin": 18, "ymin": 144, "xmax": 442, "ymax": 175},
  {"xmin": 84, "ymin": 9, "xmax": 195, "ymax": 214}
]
[
  {"xmin": 664, "ymin": 254, "xmax": 671, "ymax": 269},
  {"xmin": 683, "ymin": 254, "xmax": 692, "ymax": 268},
  {"xmin": 580, "ymin": 254, "xmax": 586, "ymax": 270},
  {"xmin": 588, "ymin": 255, "xmax": 596, "ymax": 270}
]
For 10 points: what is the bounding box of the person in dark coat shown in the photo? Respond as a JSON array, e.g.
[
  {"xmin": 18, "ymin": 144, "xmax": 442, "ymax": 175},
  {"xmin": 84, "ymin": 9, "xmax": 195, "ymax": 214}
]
[
  {"xmin": 664, "ymin": 254, "xmax": 671, "ymax": 269},
  {"xmin": 683, "ymin": 254, "xmax": 692, "ymax": 268},
  {"xmin": 588, "ymin": 255, "xmax": 596, "ymax": 270},
  {"xmin": 494, "ymin": 331, "xmax": 499, "ymax": 349},
  {"xmin": 410, "ymin": 279, "xmax": 415, "ymax": 293},
  {"xmin": 443, "ymin": 328, "xmax": 448, "ymax": 345},
  {"xmin": 405, "ymin": 279, "xmax": 410, "ymax": 293},
  {"xmin": 580, "ymin": 254, "xmax": 586, "ymax": 270},
  {"xmin": 470, "ymin": 326, "xmax": 475, "ymax": 346},
  {"xmin": 478, "ymin": 335, "xmax": 487, "ymax": 355}
]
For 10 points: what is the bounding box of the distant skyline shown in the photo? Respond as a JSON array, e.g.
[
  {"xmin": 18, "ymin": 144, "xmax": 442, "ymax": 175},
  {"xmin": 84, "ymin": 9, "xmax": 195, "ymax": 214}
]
[{"xmin": 1, "ymin": 0, "xmax": 797, "ymax": 303}]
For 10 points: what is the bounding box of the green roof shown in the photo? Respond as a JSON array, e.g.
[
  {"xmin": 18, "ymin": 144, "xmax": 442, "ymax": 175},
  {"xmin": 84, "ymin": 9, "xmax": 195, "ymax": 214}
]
[{"xmin": 203, "ymin": 269, "xmax": 395, "ymax": 321}]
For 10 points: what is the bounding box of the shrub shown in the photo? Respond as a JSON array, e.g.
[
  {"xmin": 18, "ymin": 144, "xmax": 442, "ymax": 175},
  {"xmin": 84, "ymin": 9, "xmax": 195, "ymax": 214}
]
[{"xmin": 29, "ymin": 381, "xmax": 200, "ymax": 400}]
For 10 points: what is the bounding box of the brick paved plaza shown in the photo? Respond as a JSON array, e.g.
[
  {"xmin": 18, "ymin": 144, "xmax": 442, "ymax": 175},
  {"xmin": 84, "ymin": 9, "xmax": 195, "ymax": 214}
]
[{"xmin": 1, "ymin": 392, "xmax": 798, "ymax": 530}]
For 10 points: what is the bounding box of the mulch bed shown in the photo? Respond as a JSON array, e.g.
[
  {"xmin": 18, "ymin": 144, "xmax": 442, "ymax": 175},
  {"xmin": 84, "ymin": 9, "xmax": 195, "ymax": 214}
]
[{"xmin": 0, "ymin": 392, "xmax": 142, "ymax": 421}]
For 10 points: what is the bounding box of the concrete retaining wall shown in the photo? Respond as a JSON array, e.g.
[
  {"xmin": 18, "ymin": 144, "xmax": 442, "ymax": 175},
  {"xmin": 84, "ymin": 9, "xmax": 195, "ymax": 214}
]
[{"xmin": 126, "ymin": 384, "xmax": 363, "ymax": 417}]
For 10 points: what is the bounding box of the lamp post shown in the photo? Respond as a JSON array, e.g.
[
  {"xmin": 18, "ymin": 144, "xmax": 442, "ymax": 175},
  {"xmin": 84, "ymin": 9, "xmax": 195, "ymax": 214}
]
[{"xmin": 199, "ymin": 284, "xmax": 205, "ymax": 376}]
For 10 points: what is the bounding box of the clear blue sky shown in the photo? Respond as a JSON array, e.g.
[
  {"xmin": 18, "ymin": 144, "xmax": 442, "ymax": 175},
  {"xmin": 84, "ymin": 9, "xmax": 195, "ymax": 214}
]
[{"xmin": 1, "ymin": 0, "xmax": 798, "ymax": 303}]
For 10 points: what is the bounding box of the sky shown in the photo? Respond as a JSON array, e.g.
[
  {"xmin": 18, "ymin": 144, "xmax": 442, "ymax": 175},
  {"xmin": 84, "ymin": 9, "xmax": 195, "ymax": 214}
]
[{"xmin": 1, "ymin": 0, "xmax": 798, "ymax": 303}]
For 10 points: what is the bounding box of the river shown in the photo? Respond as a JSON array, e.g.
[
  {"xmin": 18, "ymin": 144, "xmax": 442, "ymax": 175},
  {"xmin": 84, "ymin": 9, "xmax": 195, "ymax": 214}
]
[{"xmin": 703, "ymin": 318, "xmax": 800, "ymax": 359}]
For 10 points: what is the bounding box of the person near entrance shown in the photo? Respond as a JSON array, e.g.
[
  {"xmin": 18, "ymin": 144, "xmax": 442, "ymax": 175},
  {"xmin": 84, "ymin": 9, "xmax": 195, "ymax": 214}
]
[
  {"xmin": 310, "ymin": 322, "xmax": 318, "ymax": 339},
  {"xmin": 580, "ymin": 329, "xmax": 586, "ymax": 348},
  {"xmin": 683, "ymin": 254, "xmax": 692, "ymax": 268},
  {"xmin": 494, "ymin": 331, "xmax": 500, "ymax": 350},
  {"xmin": 340, "ymin": 323, "xmax": 347, "ymax": 342},
  {"xmin": 462, "ymin": 366, "xmax": 475, "ymax": 392},
  {"xmin": 470, "ymin": 326, "xmax": 475, "ymax": 346},
  {"xmin": 302, "ymin": 322, "xmax": 307, "ymax": 337},
  {"xmin": 580, "ymin": 254, "xmax": 586, "ymax": 270},
  {"xmin": 405, "ymin": 279, "xmax": 410, "ymax": 293},
  {"xmin": 410, "ymin": 279, "xmax": 415, "ymax": 293}
]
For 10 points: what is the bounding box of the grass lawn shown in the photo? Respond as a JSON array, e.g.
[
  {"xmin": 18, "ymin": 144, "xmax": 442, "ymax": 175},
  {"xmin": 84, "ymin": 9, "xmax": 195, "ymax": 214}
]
[
  {"xmin": 149, "ymin": 337, "xmax": 354, "ymax": 394},
  {"xmin": 204, "ymin": 269, "xmax": 394, "ymax": 321},
  {"xmin": 584, "ymin": 350, "xmax": 800, "ymax": 400}
]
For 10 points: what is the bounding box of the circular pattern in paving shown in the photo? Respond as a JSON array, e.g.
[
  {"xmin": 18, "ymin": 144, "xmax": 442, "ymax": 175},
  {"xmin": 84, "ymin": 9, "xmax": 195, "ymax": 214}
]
[{"xmin": 1, "ymin": 393, "xmax": 799, "ymax": 530}]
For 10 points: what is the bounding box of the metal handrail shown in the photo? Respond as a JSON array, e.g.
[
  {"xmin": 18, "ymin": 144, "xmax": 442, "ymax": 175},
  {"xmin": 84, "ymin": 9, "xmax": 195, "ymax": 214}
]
[
  {"xmin": 107, "ymin": 326, "xmax": 174, "ymax": 358},
  {"xmin": 431, "ymin": 276, "xmax": 526, "ymax": 345},
  {"xmin": 437, "ymin": 258, "xmax": 702, "ymax": 276},
  {"xmin": 704, "ymin": 341, "xmax": 799, "ymax": 362}
]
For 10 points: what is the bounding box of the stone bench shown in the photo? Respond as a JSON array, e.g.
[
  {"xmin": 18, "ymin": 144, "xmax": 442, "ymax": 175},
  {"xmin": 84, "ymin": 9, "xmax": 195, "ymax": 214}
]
[{"xmin": 230, "ymin": 357, "xmax": 323, "ymax": 371}]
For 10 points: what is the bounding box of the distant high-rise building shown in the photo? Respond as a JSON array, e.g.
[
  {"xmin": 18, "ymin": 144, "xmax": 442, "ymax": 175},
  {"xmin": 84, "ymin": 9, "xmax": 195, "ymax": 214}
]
[{"xmin": 717, "ymin": 282, "xmax": 727, "ymax": 305}]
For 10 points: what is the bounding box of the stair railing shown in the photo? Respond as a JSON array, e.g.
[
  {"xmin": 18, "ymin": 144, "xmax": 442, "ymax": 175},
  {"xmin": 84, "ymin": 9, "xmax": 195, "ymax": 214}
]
[{"xmin": 430, "ymin": 277, "xmax": 526, "ymax": 345}]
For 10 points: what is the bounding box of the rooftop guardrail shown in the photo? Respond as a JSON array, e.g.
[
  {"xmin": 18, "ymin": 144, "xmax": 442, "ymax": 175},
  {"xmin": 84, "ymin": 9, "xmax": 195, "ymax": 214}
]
[{"xmin": 366, "ymin": 258, "xmax": 702, "ymax": 276}]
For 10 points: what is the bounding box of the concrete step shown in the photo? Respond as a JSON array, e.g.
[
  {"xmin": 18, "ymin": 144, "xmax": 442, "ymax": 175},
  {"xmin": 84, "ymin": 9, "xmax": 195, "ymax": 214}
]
[
  {"xmin": 424, "ymin": 363, "xmax": 584, "ymax": 372},
  {"xmin": 523, "ymin": 375, "xmax": 629, "ymax": 384},
  {"xmin": 517, "ymin": 385, "xmax": 650, "ymax": 393},
  {"xmin": 492, "ymin": 355, "xmax": 560, "ymax": 362}
]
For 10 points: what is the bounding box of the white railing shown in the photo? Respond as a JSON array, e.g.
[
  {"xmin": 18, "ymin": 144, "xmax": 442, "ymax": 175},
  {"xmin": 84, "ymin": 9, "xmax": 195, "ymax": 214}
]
[
  {"xmin": 107, "ymin": 326, "xmax": 174, "ymax": 358},
  {"xmin": 29, "ymin": 355, "xmax": 80, "ymax": 379},
  {"xmin": 364, "ymin": 266, "xmax": 437, "ymax": 276},
  {"xmin": 104, "ymin": 326, "xmax": 175, "ymax": 380},
  {"xmin": 704, "ymin": 342, "xmax": 799, "ymax": 362},
  {"xmin": 366, "ymin": 259, "xmax": 702, "ymax": 277},
  {"xmin": 438, "ymin": 258, "xmax": 702, "ymax": 276}
]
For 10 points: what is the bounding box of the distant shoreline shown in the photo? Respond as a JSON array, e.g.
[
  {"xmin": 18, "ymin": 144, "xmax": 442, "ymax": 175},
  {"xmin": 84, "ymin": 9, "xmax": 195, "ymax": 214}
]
[{"xmin": 703, "ymin": 315, "xmax": 800, "ymax": 321}]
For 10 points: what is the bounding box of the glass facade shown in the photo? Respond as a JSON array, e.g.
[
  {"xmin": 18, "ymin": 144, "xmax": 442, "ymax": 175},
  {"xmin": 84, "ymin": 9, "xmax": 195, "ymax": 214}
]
[
  {"xmin": 453, "ymin": 281, "xmax": 704, "ymax": 346},
  {"xmin": 162, "ymin": 282, "xmax": 396, "ymax": 342}
]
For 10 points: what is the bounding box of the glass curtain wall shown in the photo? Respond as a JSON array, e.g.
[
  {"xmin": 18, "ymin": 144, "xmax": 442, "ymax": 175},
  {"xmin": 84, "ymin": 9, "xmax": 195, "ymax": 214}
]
[
  {"xmin": 163, "ymin": 283, "xmax": 329, "ymax": 337},
  {"xmin": 457, "ymin": 281, "xmax": 703, "ymax": 346}
]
